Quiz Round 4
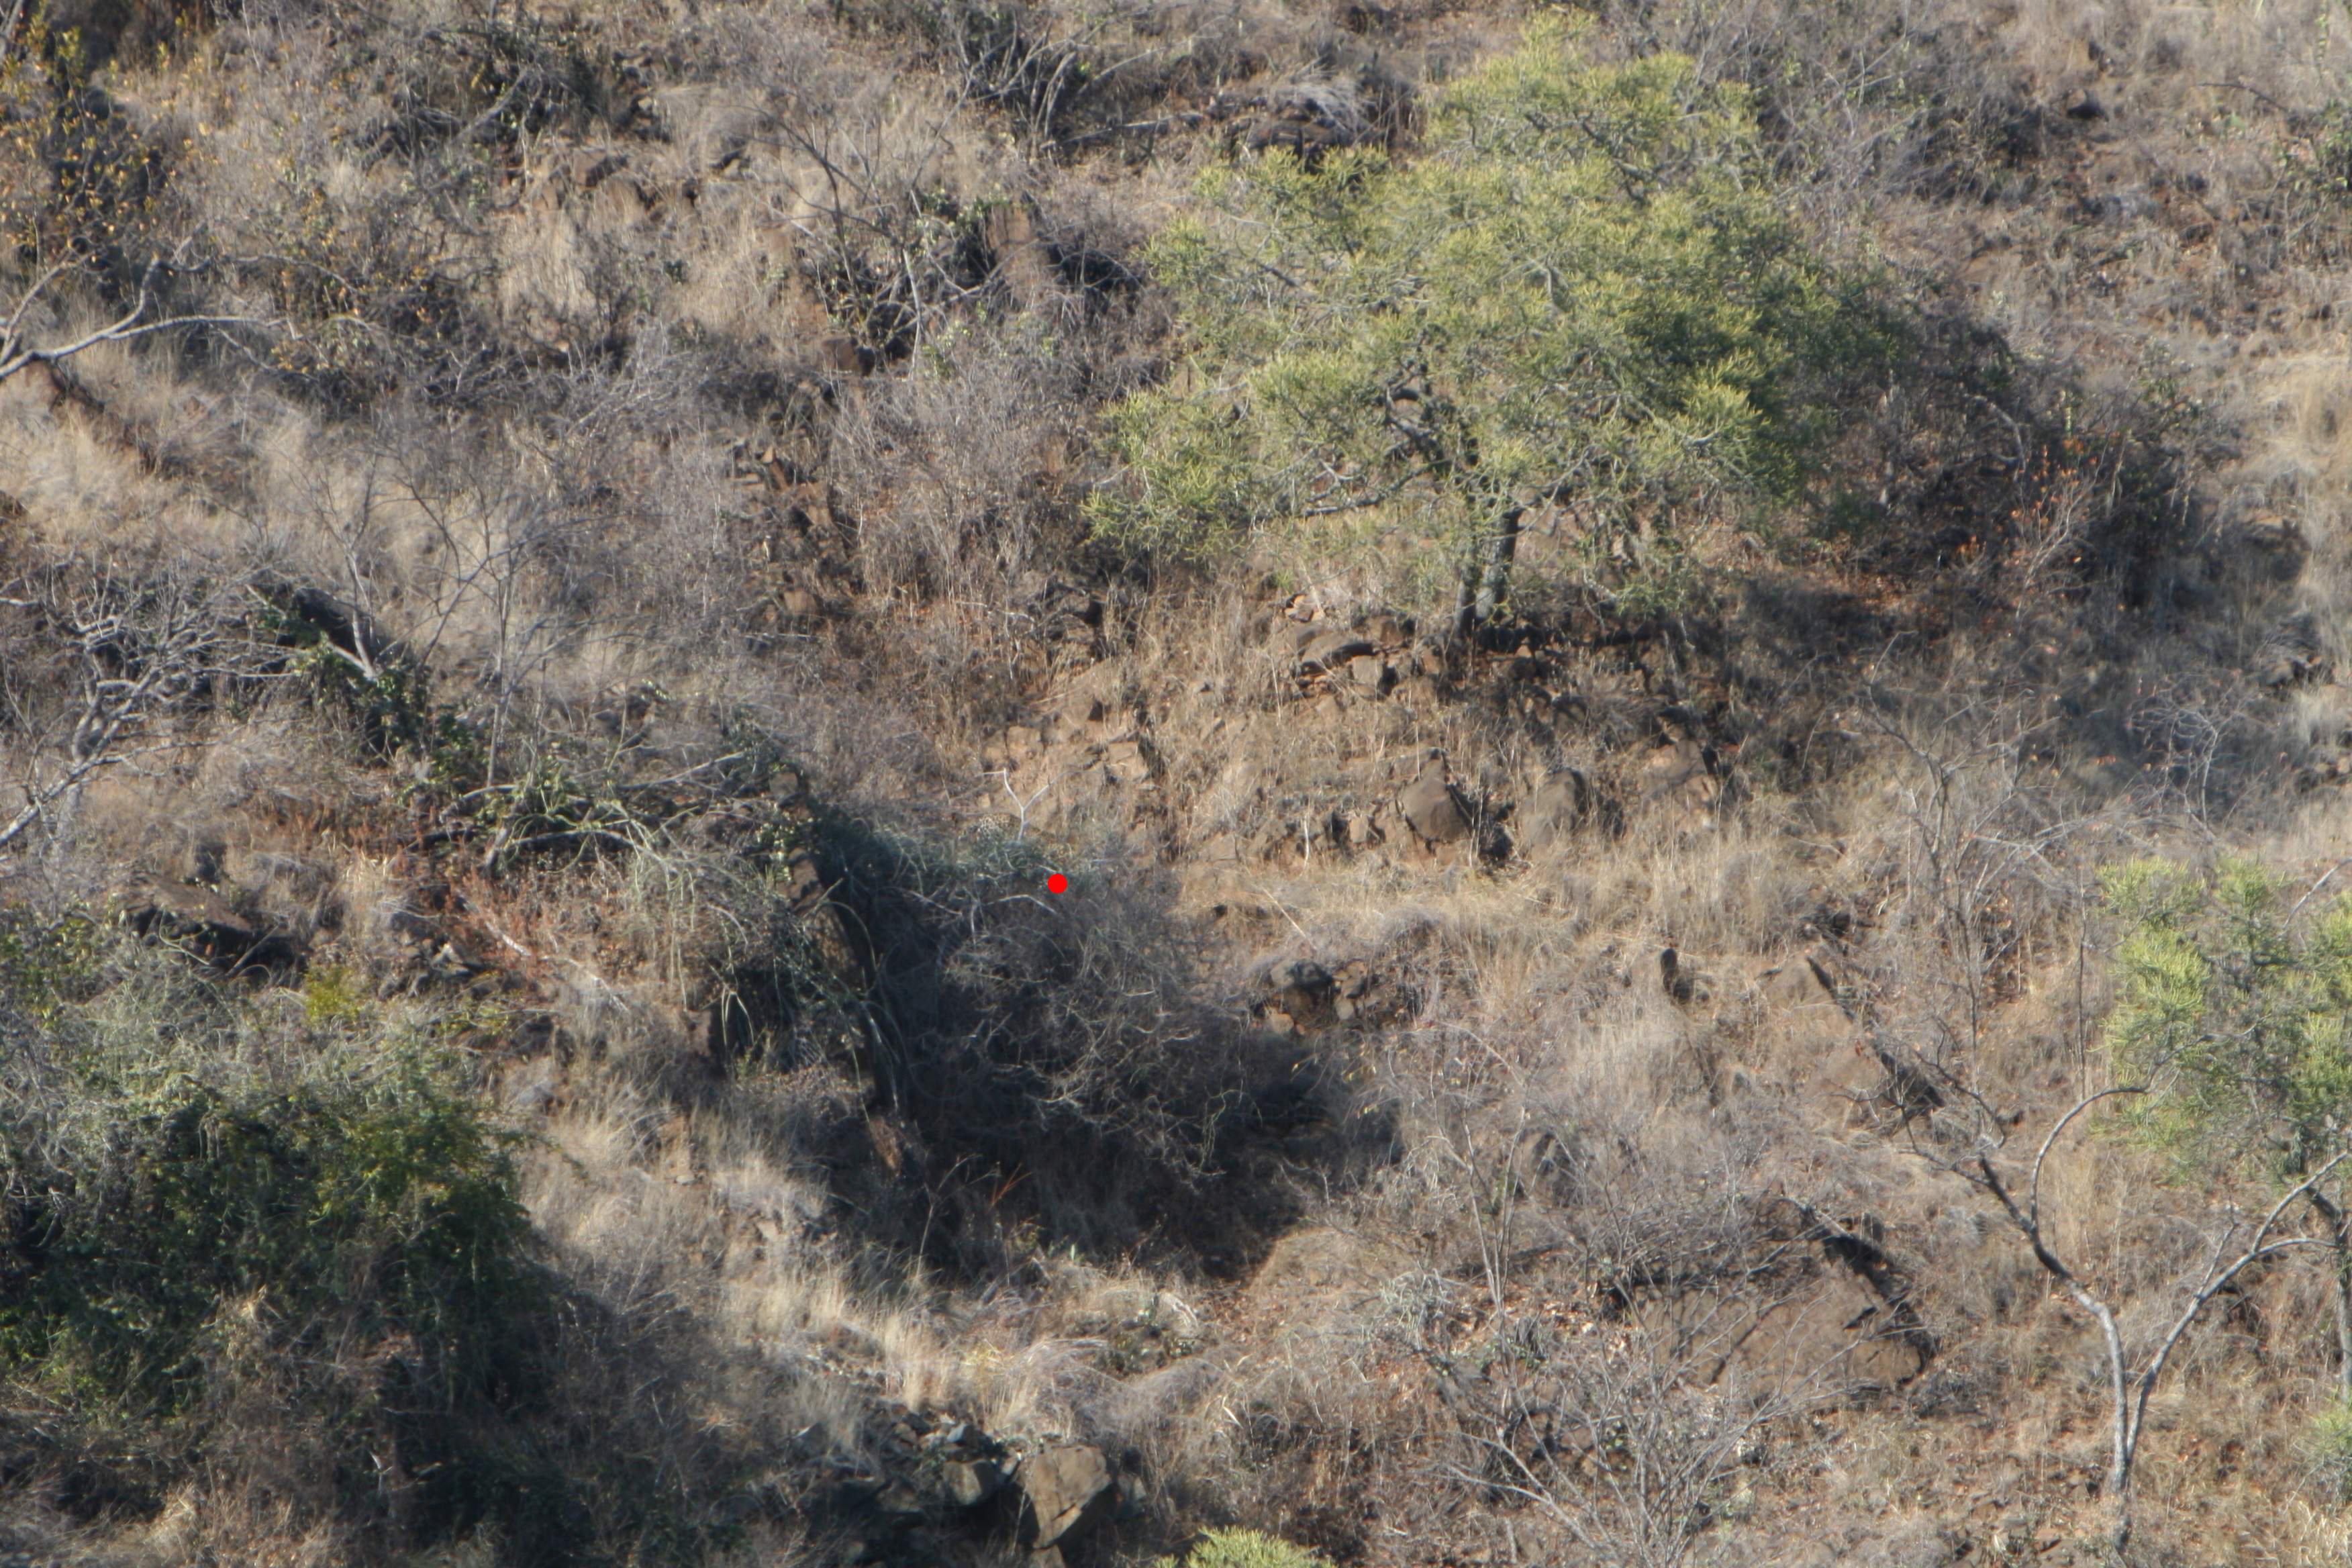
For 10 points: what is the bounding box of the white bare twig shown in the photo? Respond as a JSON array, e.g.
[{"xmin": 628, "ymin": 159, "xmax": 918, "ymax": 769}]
[
  {"xmin": 1945, "ymin": 1093, "xmax": 2347, "ymax": 1553},
  {"xmin": 0, "ymin": 256, "xmax": 273, "ymax": 387},
  {"xmin": 0, "ymin": 575, "xmax": 252, "ymax": 853}
]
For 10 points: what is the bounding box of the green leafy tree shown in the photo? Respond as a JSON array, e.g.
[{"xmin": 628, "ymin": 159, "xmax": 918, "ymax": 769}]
[
  {"xmin": 1090, "ymin": 23, "xmax": 1881, "ymax": 628},
  {"xmin": 2104, "ymin": 856, "xmax": 2352, "ymax": 1389}
]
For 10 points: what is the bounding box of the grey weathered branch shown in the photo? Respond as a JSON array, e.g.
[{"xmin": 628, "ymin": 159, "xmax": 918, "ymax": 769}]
[
  {"xmin": 1948, "ymin": 1093, "xmax": 2346, "ymax": 1553},
  {"xmin": 0, "ymin": 577, "xmax": 252, "ymax": 852},
  {"xmin": 0, "ymin": 257, "xmax": 272, "ymax": 387}
]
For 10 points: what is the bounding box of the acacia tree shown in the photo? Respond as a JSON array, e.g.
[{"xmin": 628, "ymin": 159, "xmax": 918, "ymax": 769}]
[
  {"xmin": 1943, "ymin": 1089, "xmax": 2345, "ymax": 1554},
  {"xmin": 2102, "ymin": 856, "xmax": 2352, "ymax": 1389},
  {"xmin": 1089, "ymin": 25, "xmax": 1879, "ymax": 629}
]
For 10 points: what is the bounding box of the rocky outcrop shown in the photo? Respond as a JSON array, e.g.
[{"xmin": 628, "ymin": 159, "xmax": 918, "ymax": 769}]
[
  {"xmin": 1395, "ymin": 758, "xmax": 1472, "ymax": 848},
  {"xmin": 802, "ymin": 1405, "xmax": 1127, "ymax": 1562},
  {"xmin": 967, "ymin": 593, "xmax": 1767, "ymax": 875},
  {"xmin": 1014, "ymin": 1444, "xmax": 1118, "ymax": 1550},
  {"xmin": 809, "ymin": 1410, "xmax": 1132, "ymax": 1567},
  {"xmin": 115, "ymin": 880, "xmax": 302, "ymax": 975}
]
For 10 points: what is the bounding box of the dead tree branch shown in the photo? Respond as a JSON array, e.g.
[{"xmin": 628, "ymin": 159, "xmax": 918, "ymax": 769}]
[
  {"xmin": 1940, "ymin": 1090, "xmax": 2346, "ymax": 1553},
  {"xmin": 0, "ymin": 573, "xmax": 256, "ymax": 852},
  {"xmin": 0, "ymin": 256, "xmax": 273, "ymax": 387}
]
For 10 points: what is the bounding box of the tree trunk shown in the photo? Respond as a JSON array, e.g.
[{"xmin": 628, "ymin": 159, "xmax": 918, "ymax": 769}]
[
  {"xmin": 1472, "ymin": 507, "xmax": 1522, "ymax": 626},
  {"xmin": 2089, "ymin": 1295, "xmax": 2134, "ymax": 1553}
]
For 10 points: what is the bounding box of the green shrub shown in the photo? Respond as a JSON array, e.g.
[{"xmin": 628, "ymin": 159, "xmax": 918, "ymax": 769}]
[
  {"xmin": 0, "ymin": 921, "xmax": 554, "ymax": 1540},
  {"xmin": 1157, "ymin": 1528, "xmax": 1330, "ymax": 1568},
  {"xmin": 2308, "ymin": 1393, "xmax": 2352, "ymax": 1499},
  {"xmin": 2102, "ymin": 856, "xmax": 2352, "ymax": 1183},
  {"xmin": 2102, "ymin": 856, "xmax": 2352, "ymax": 1389},
  {"xmin": 1090, "ymin": 21, "xmax": 1888, "ymax": 623},
  {"xmin": 2279, "ymin": 103, "xmax": 2352, "ymax": 262}
]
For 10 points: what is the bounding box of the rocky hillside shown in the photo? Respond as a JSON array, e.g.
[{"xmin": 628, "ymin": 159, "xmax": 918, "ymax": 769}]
[{"xmin": 7, "ymin": 1, "xmax": 2352, "ymax": 1565}]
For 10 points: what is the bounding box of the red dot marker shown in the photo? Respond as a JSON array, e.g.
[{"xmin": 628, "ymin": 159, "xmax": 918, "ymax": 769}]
[{"xmin": 1046, "ymin": 873, "xmax": 1069, "ymax": 895}]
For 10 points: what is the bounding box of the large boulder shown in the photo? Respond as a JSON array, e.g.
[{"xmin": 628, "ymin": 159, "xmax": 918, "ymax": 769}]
[
  {"xmin": 1396, "ymin": 760, "xmax": 1471, "ymax": 845},
  {"xmin": 117, "ymin": 880, "xmax": 301, "ymax": 974},
  {"xmin": 1015, "ymin": 1444, "xmax": 1117, "ymax": 1549},
  {"xmin": 1296, "ymin": 630, "xmax": 1375, "ymax": 675},
  {"xmin": 1516, "ymin": 769, "xmax": 1590, "ymax": 856}
]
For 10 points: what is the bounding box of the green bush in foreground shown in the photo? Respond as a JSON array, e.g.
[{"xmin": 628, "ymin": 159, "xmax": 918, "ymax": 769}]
[
  {"xmin": 2308, "ymin": 1392, "xmax": 2352, "ymax": 1499},
  {"xmin": 2103, "ymin": 856, "xmax": 2352, "ymax": 1390},
  {"xmin": 1157, "ymin": 1527, "xmax": 1330, "ymax": 1568},
  {"xmin": 1091, "ymin": 21, "xmax": 1885, "ymax": 624},
  {"xmin": 0, "ymin": 917, "xmax": 557, "ymax": 1548}
]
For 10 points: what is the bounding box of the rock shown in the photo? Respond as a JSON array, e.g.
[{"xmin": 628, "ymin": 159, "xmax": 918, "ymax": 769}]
[
  {"xmin": 940, "ymin": 1458, "xmax": 1003, "ymax": 1508},
  {"xmin": 1348, "ymin": 654, "xmax": 1392, "ymax": 693},
  {"xmin": 1298, "ymin": 632, "xmax": 1376, "ymax": 673},
  {"xmin": 1397, "ymin": 760, "xmax": 1471, "ymax": 844},
  {"xmin": 117, "ymin": 881, "xmax": 299, "ymax": 973},
  {"xmin": 1516, "ymin": 771, "xmax": 1589, "ymax": 855},
  {"xmin": 1271, "ymin": 959, "xmax": 1336, "ymax": 1029},
  {"xmin": 1015, "ymin": 1444, "xmax": 1117, "ymax": 1549},
  {"xmin": 1344, "ymin": 810, "xmax": 1383, "ymax": 848}
]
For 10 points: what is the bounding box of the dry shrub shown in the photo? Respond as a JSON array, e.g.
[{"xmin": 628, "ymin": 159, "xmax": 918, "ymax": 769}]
[{"xmin": 832, "ymin": 323, "xmax": 1093, "ymax": 616}]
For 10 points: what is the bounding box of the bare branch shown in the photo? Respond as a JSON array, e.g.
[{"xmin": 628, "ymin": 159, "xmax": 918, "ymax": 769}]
[
  {"xmin": 0, "ymin": 258, "xmax": 275, "ymax": 387},
  {"xmin": 2028, "ymin": 1086, "xmax": 2145, "ymax": 1226}
]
